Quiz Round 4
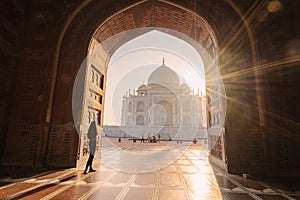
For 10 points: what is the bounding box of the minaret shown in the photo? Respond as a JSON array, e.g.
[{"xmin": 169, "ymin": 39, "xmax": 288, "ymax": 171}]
[{"xmin": 121, "ymin": 95, "xmax": 127, "ymax": 125}]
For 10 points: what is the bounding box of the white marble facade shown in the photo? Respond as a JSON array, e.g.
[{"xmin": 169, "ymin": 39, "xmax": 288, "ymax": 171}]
[
  {"xmin": 121, "ymin": 61, "xmax": 206, "ymax": 128},
  {"xmin": 103, "ymin": 61, "xmax": 207, "ymax": 140}
]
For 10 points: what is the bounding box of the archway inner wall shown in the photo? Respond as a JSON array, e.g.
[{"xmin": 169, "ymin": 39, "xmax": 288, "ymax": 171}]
[
  {"xmin": 49, "ymin": 0, "xmax": 260, "ymax": 175},
  {"xmin": 0, "ymin": 0, "xmax": 260, "ymax": 172},
  {"xmin": 1, "ymin": 0, "xmax": 299, "ymax": 178}
]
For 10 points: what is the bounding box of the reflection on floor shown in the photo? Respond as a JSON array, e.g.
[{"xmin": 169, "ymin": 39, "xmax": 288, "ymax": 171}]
[{"xmin": 0, "ymin": 139, "xmax": 299, "ymax": 200}]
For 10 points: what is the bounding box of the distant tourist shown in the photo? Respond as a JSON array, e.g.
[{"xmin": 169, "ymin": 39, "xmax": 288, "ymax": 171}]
[
  {"xmin": 152, "ymin": 135, "xmax": 157, "ymax": 143},
  {"xmin": 141, "ymin": 135, "xmax": 145, "ymax": 143}
]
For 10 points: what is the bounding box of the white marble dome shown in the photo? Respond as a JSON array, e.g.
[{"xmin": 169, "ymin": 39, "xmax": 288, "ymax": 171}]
[{"xmin": 148, "ymin": 61, "xmax": 180, "ymax": 87}]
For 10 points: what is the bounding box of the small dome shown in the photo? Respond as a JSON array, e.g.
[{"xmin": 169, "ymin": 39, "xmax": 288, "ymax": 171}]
[
  {"xmin": 180, "ymin": 83, "xmax": 190, "ymax": 90},
  {"xmin": 137, "ymin": 83, "xmax": 148, "ymax": 91},
  {"xmin": 180, "ymin": 83, "xmax": 191, "ymax": 94},
  {"xmin": 148, "ymin": 60, "xmax": 180, "ymax": 87}
]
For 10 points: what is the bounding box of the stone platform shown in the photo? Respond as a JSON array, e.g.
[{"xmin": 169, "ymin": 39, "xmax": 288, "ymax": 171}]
[{"xmin": 0, "ymin": 139, "xmax": 299, "ymax": 200}]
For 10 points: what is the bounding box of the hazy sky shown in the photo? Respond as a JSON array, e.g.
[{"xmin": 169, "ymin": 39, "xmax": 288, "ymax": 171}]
[{"xmin": 104, "ymin": 30, "xmax": 206, "ymax": 125}]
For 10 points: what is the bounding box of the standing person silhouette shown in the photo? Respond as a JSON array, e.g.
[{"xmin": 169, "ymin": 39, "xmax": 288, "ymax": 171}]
[{"xmin": 84, "ymin": 121, "xmax": 97, "ymax": 174}]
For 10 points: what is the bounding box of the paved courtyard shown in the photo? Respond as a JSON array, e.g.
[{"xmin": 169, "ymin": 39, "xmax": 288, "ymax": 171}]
[{"xmin": 0, "ymin": 138, "xmax": 299, "ymax": 200}]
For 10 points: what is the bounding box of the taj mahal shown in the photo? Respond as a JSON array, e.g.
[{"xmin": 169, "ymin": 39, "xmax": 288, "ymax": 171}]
[{"xmin": 104, "ymin": 60, "xmax": 207, "ymax": 140}]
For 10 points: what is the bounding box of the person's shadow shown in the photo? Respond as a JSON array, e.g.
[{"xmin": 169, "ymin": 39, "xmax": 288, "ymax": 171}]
[{"xmin": 84, "ymin": 121, "xmax": 97, "ymax": 174}]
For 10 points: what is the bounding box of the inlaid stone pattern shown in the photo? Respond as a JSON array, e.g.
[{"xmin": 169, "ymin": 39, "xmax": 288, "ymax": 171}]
[
  {"xmin": 210, "ymin": 135, "xmax": 222, "ymax": 160},
  {"xmin": 92, "ymin": 1, "xmax": 217, "ymax": 58},
  {"xmin": 142, "ymin": 6, "xmax": 193, "ymax": 36},
  {"xmin": 47, "ymin": 123, "xmax": 78, "ymax": 168},
  {"xmin": 95, "ymin": 12, "xmax": 136, "ymax": 43},
  {"xmin": 2, "ymin": 124, "xmax": 41, "ymax": 167},
  {"xmin": 141, "ymin": 5, "xmax": 217, "ymax": 56}
]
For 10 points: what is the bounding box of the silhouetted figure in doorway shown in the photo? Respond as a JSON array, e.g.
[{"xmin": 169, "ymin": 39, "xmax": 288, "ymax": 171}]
[{"xmin": 84, "ymin": 121, "xmax": 97, "ymax": 174}]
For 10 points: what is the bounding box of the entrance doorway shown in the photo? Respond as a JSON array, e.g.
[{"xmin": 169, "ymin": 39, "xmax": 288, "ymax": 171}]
[{"xmin": 73, "ymin": 22, "xmax": 226, "ymax": 171}]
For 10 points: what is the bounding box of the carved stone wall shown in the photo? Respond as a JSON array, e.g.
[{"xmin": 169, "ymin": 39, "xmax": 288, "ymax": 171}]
[
  {"xmin": 46, "ymin": 123, "xmax": 78, "ymax": 168},
  {"xmin": 2, "ymin": 122, "xmax": 79, "ymax": 168},
  {"xmin": 2, "ymin": 123, "xmax": 47, "ymax": 167}
]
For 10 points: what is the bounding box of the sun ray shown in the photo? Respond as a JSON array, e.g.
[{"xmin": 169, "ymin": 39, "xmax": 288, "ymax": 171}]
[{"xmin": 207, "ymin": 56, "xmax": 300, "ymax": 83}]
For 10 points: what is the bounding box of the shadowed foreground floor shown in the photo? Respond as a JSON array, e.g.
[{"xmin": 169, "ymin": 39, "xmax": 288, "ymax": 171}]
[{"xmin": 0, "ymin": 139, "xmax": 299, "ymax": 200}]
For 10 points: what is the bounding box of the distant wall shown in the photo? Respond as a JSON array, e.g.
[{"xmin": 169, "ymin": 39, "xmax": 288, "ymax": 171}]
[{"xmin": 103, "ymin": 126, "xmax": 207, "ymax": 140}]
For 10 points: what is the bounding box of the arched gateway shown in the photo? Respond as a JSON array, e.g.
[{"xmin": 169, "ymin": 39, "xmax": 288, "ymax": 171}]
[{"xmin": 1, "ymin": 0, "xmax": 300, "ymax": 179}]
